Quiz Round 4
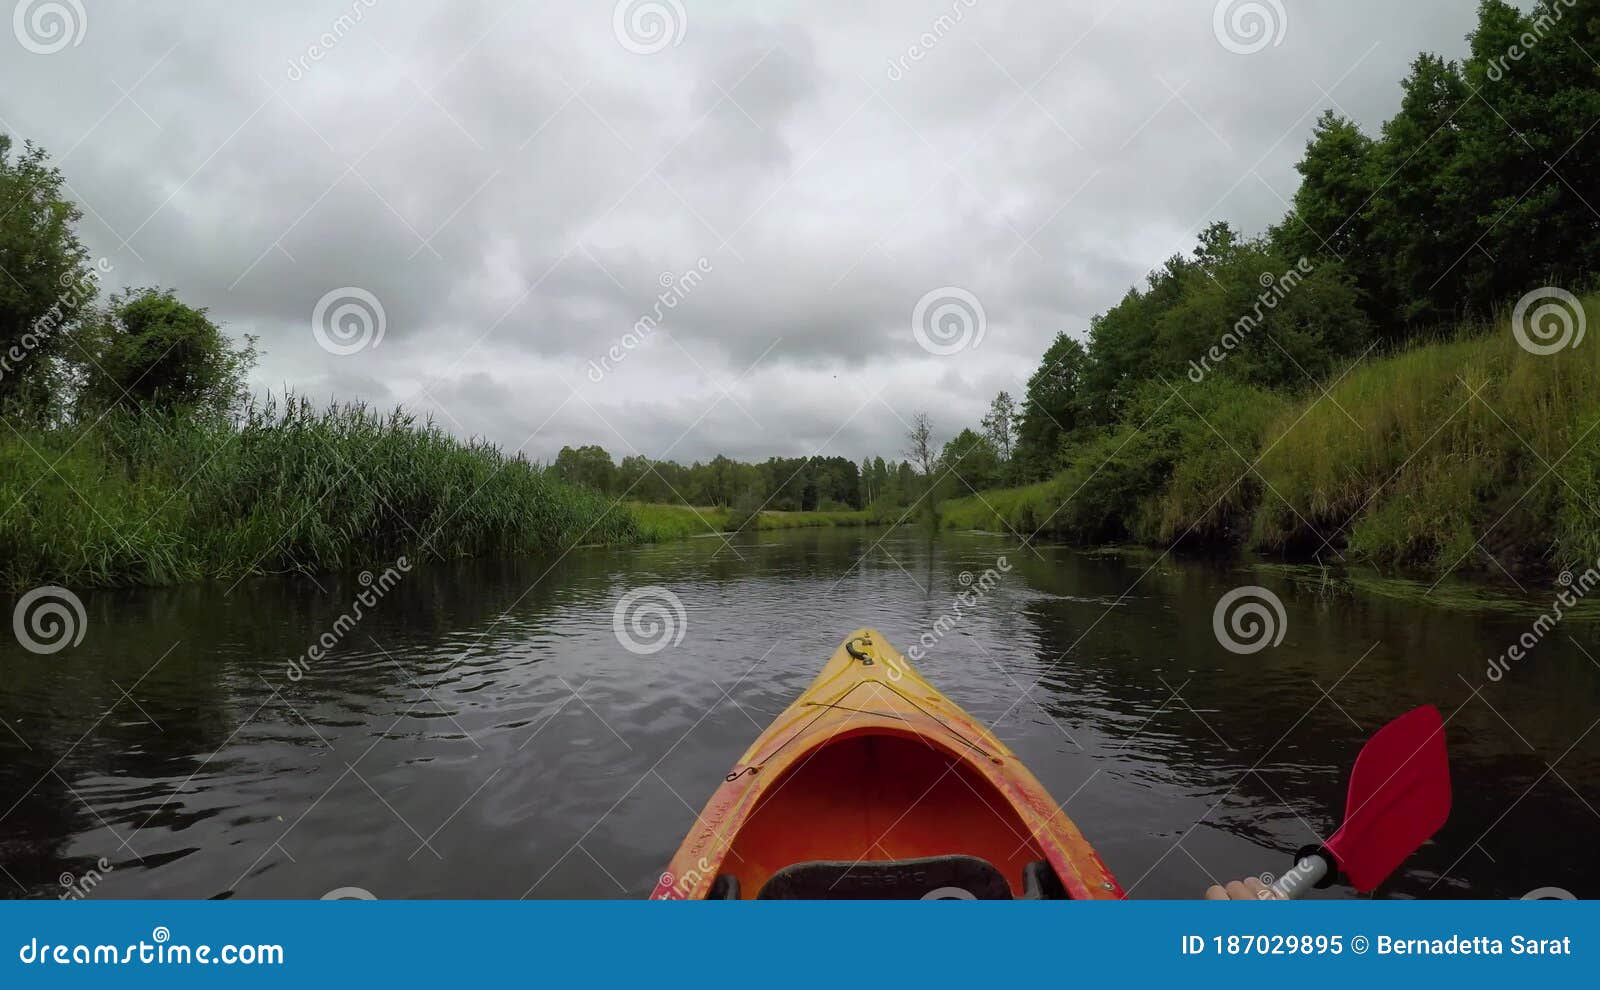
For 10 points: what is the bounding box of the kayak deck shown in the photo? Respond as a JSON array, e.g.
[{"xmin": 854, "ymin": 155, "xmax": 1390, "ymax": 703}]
[{"xmin": 652, "ymin": 628, "xmax": 1122, "ymax": 899}]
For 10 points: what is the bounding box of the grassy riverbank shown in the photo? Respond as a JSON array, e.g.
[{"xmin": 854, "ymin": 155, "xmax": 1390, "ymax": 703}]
[
  {"xmin": 0, "ymin": 399, "xmax": 639, "ymax": 590},
  {"xmin": 631, "ymin": 503, "xmax": 877, "ymax": 541},
  {"xmin": 14, "ymin": 294, "xmax": 1594, "ymax": 592},
  {"xmin": 941, "ymin": 294, "xmax": 1600, "ymax": 581},
  {"xmin": 1, "ymin": 404, "xmax": 890, "ymax": 590}
]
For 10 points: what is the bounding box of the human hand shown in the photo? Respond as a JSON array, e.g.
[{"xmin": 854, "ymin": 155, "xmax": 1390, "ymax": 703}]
[{"xmin": 1204, "ymin": 876, "xmax": 1283, "ymax": 900}]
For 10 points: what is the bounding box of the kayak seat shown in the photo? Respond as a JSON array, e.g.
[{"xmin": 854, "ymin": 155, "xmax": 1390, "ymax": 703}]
[{"xmin": 756, "ymin": 854, "xmax": 1012, "ymax": 900}]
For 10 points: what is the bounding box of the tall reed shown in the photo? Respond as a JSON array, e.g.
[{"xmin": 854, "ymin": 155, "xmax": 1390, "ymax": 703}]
[{"xmin": 0, "ymin": 395, "xmax": 639, "ymax": 589}]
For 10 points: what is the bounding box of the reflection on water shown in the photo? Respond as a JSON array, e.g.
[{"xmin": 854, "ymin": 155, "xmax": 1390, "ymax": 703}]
[{"xmin": 1, "ymin": 529, "xmax": 1596, "ymax": 899}]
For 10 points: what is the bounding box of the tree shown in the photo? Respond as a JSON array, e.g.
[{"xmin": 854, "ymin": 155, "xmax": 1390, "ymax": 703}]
[
  {"xmin": 552, "ymin": 445, "xmax": 616, "ymax": 493},
  {"xmin": 1016, "ymin": 333, "xmax": 1089, "ymax": 480},
  {"xmin": 76, "ymin": 287, "xmax": 256, "ymax": 417},
  {"xmin": 1270, "ymin": 111, "xmax": 1388, "ymax": 328},
  {"xmin": 701, "ymin": 454, "xmax": 742, "ymax": 506},
  {"xmin": 1148, "ymin": 236, "xmax": 1369, "ymax": 387},
  {"xmin": 0, "ymin": 135, "xmax": 95, "ymax": 422},
  {"xmin": 1453, "ymin": 0, "xmax": 1600, "ymax": 312},
  {"xmin": 1084, "ymin": 251, "xmax": 1198, "ymax": 421},
  {"xmin": 1364, "ymin": 52, "xmax": 1476, "ymax": 328},
  {"xmin": 617, "ymin": 454, "xmax": 658, "ymax": 499},
  {"xmin": 981, "ymin": 391, "xmax": 1017, "ymax": 463},
  {"xmin": 904, "ymin": 411, "xmax": 941, "ymax": 518},
  {"xmin": 904, "ymin": 412, "xmax": 938, "ymax": 478},
  {"xmin": 895, "ymin": 460, "xmax": 916, "ymax": 499},
  {"xmin": 940, "ymin": 428, "xmax": 1000, "ymax": 492},
  {"xmin": 863, "ymin": 455, "xmax": 893, "ymax": 507}
]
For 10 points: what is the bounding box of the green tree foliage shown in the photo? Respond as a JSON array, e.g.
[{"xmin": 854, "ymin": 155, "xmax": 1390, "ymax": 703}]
[
  {"xmin": 1455, "ymin": 0, "xmax": 1600, "ymax": 310},
  {"xmin": 552, "ymin": 444, "xmax": 617, "ymax": 493},
  {"xmin": 76, "ymin": 287, "xmax": 256, "ymax": 417},
  {"xmin": 1015, "ymin": 332, "xmax": 1089, "ymax": 479},
  {"xmin": 1366, "ymin": 52, "xmax": 1480, "ymax": 327},
  {"xmin": 566, "ymin": 446, "xmax": 868, "ymax": 511},
  {"xmin": 1276, "ymin": 1, "xmax": 1600, "ymax": 332},
  {"xmin": 940, "ymin": 427, "xmax": 1001, "ymax": 493},
  {"xmin": 980, "ymin": 391, "xmax": 1016, "ymax": 462},
  {"xmin": 0, "ymin": 136, "xmax": 94, "ymax": 422},
  {"xmin": 1270, "ymin": 111, "xmax": 1389, "ymax": 326}
]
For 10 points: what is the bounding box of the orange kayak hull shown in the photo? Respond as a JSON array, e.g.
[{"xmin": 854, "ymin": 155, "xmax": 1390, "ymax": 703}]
[{"xmin": 651, "ymin": 628, "xmax": 1123, "ymax": 899}]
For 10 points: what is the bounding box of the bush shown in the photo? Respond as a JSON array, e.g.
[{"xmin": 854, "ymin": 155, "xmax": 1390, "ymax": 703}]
[
  {"xmin": 939, "ymin": 378, "xmax": 1288, "ymax": 547},
  {"xmin": 1034, "ymin": 377, "xmax": 1288, "ymax": 545},
  {"xmin": 74, "ymin": 288, "xmax": 256, "ymax": 417}
]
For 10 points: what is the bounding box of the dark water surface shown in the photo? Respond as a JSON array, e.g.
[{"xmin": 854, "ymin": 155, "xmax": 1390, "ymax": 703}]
[{"xmin": 2, "ymin": 528, "xmax": 1597, "ymax": 900}]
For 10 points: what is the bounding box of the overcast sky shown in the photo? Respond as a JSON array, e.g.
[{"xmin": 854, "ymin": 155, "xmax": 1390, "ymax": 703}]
[{"xmin": 2, "ymin": 0, "xmax": 1491, "ymax": 464}]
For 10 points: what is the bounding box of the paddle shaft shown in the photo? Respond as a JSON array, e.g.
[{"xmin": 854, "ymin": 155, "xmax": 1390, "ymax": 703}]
[{"xmin": 1269, "ymin": 854, "xmax": 1330, "ymax": 899}]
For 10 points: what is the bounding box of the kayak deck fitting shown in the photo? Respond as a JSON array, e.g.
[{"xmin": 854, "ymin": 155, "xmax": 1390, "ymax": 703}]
[{"xmin": 651, "ymin": 628, "xmax": 1123, "ymax": 900}]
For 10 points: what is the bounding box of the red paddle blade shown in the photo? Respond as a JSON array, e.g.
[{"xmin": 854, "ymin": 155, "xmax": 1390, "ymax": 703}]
[{"xmin": 1324, "ymin": 704, "xmax": 1451, "ymax": 891}]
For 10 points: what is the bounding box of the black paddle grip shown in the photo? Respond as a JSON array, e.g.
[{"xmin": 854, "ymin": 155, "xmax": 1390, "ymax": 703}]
[{"xmin": 1293, "ymin": 844, "xmax": 1338, "ymax": 889}]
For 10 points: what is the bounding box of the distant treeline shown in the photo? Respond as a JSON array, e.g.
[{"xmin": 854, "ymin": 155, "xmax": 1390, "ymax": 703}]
[{"xmin": 550, "ymin": 446, "xmax": 912, "ymax": 512}]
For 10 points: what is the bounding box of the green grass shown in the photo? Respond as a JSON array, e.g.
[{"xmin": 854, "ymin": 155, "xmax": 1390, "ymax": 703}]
[
  {"xmin": 940, "ymin": 377, "xmax": 1291, "ymax": 547},
  {"xmin": 1255, "ymin": 295, "xmax": 1600, "ymax": 576},
  {"xmin": 0, "ymin": 397, "xmax": 639, "ymax": 589},
  {"xmin": 942, "ymin": 293, "xmax": 1600, "ymax": 579},
  {"xmin": 754, "ymin": 509, "xmax": 876, "ymax": 529},
  {"xmin": 630, "ymin": 503, "xmax": 732, "ymax": 540},
  {"xmin": 630, "ymin": 503, "xmax": 876, "ymax": 541},
  {"xmin": 937, "ymin": 481, "xmax": 1056, "ymax": 533}
]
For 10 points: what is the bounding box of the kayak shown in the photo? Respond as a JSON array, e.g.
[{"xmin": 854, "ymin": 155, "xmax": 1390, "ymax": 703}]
[{"xmin": 651, "ymin": 628, "xmax": 1123, "ymax": 899}]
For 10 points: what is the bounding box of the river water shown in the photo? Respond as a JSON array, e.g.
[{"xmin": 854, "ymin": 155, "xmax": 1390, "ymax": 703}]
[{"xmin": 2, "ymin": 527, "xmax": 1596, "ymax": 900}]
